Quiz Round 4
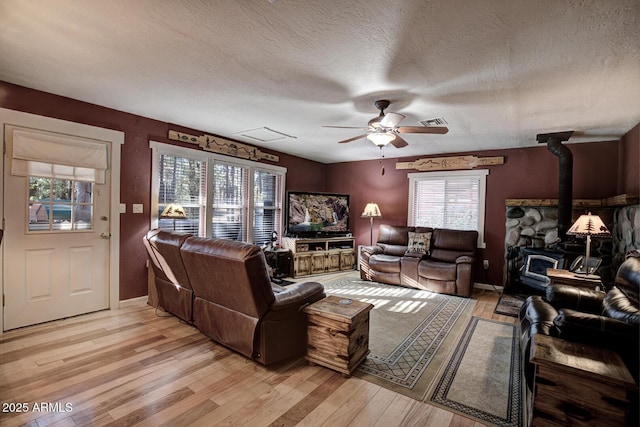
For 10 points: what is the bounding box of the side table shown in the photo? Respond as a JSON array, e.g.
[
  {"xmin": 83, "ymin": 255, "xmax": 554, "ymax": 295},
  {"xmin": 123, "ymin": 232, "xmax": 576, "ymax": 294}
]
[
  {"xmin": 303, "ymin": 295, "xmax": 373, "ymax": 376},
  {"xmin": 546, "ymin": 268, "xmax": 601, "ymax": 289},
  {"xmin": 528, "ymin": 334, "xmax": 636, "ymax": 427},
  {"xmin": 264, "ymin": 249, "xmax": 293, "ymax": 278}
]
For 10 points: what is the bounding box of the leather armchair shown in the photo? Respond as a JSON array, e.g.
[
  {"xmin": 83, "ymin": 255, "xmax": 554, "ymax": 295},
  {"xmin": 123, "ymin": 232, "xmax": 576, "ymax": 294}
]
[
  {"xmin": 415, "ymin": 229, "xmax": 477, "ymax": 296},
  {"xmin": 180, "ymin": 237, "xmax": 326, "ymax": 365},
  {"xmin": 520, "ymin": 250, "xmax": 640, "ymax": 386}
]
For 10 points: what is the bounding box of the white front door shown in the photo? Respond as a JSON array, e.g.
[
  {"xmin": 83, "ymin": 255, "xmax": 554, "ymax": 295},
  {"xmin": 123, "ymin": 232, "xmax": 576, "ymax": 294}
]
[{"xmin": 2, "ymin": 118, "xmax": 117, "ymax": 331}]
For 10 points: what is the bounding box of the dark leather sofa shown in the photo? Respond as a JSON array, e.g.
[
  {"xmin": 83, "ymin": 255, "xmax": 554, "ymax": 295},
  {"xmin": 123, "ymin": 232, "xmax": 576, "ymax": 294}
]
[
  {"xmin": 359, "ymin": 224, "xmax": 478, "ymax": 297},
  {"xmin": 143, "ymin": 230, "xmax": 326, "ymax": 365},
  {"xmin": 519, "ymin": 250, "xmax": 640, "ymax": 389}
]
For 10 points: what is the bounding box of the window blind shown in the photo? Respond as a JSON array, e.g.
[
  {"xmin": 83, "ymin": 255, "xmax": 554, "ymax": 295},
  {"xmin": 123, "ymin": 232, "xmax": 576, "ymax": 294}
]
[
  {"xmin": 11, "ymin": 129, "xmax": 108, "ymax": 183},
  {"xmin": 253, "ymin": 169, "xmax": 282, "ymax": 245},
  {"xmin": 412, "ymin": 177, "xmax": 480, "ymax": 230},
  {"xmin": 211, "ymin": 162, "xmax": 248, "ymax": 241},
  {"xmin": 408, "ymin": 170, "xmax": 488, "ymax": 247},
  {"xmin": 158, "ymin": 154, "xmax": 206, "ymax": 235}
]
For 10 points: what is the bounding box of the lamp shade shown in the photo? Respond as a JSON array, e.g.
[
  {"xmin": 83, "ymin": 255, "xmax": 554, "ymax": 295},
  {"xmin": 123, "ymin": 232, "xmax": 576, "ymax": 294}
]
[
  {"xmin": 361, "ymin": 202, "xmax": 382, "ymax": 218},
  {"xmin": 160, "ymin": 203, "xmax": 187, "ymax": 219},
  {"xmin": 566, "ymin": 212, "xmax": 610, "ymax": 237},
  {"xmin": 366, "ymin": 132, "xmax": 396, "ymax": 147}
]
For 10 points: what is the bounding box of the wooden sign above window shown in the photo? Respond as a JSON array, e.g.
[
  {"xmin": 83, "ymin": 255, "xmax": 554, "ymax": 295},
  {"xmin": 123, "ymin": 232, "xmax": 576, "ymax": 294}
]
[
  {"xmin": 396, "ymin": 155, "xmax": 504, "ymax": 171},
  {"xmin": 168, "ymin": 130, "xmax": 279, "ymax": 162}
]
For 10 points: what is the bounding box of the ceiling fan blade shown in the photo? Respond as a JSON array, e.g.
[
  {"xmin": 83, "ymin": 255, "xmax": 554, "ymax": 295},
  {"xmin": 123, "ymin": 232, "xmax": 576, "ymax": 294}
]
[
  {"xmin": 390, "ymin": 135, "xmax": 408, "ymax": 148},
  {"xmin": 396, "ymin": 126, "xmax": 449, "ymax": 134},
  {"xmin": 323, "ymin": 125, "xmax": 369, "ymax": 129},
  {"xmin": 380, "ymin": 112, "xmax": 405, "ymax": 128},
  {"xmin": 337, "ymin": 134, "xmax": 368, "ymax": 144}
]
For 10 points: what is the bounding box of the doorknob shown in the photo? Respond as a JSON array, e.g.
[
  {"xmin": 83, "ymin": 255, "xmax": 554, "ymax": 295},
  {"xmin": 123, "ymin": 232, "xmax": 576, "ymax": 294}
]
[{"xmin": 100, "ymin": 232, "xmax": 111, "ymax": 239}]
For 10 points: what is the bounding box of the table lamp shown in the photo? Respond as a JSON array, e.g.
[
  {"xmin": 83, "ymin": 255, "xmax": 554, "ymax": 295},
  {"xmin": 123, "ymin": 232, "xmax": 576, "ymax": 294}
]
[
  {"xmin": 160, "ymin": 203, "xmax": 187, "ymax": 230},
  {"xmin": 566, "ymin": 212, "xmax": 610, "ymax": 278}
]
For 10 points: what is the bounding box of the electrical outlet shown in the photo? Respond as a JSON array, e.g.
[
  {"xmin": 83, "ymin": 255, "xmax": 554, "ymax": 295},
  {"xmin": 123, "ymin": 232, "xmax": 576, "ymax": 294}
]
[{"xmin": 483, "ymin": 260, "xmax": 489, "ymax": 270}]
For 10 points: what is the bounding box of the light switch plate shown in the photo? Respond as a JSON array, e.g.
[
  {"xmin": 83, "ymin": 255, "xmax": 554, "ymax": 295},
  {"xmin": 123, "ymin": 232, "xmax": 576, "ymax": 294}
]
[
  {"xmin": 132, "ymin": 204, "xmax": 143, "ymax": 214},
  {"xmin": 119, "ymin": 203, "xmax": 126, "ymax": 214}
]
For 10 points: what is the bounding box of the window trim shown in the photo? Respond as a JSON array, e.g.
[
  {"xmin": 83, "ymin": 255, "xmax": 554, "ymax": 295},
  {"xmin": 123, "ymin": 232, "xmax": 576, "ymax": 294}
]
[
  {"xmin": 150, "ymin": 141, "xmax": 286, "ymax": 242},
  {"xmin": 408, "ymin": 169, "xmax": 488, "ymax": 248}
]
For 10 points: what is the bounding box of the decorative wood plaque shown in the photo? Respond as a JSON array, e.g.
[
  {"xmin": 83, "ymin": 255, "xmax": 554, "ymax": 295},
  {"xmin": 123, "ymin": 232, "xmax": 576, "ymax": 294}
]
[
  {"xmin": 168, "ymin": 130, "xmax": 279, "ymax": 162},
  {"xmin": 396, "ymin": 155, "xmax": 504, "ymax": 171},
  {"xmin": 505, "ymin": 194, "xmax": 638, "ymax": 208}
]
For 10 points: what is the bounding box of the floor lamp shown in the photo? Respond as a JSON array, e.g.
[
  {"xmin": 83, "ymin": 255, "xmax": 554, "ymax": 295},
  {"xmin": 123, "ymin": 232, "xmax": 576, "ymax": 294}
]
[
  {"xmin": 362, "ymin": 202, "xmax": 382, "ymax": 245},
  {"xmin": 160, "ymin": 203, "xmax": 187, "ymax": 230}
]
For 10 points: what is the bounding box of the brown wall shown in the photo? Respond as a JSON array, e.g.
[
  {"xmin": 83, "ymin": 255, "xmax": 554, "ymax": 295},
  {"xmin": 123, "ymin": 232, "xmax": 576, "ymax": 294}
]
[
  {"xmin": 2, "ymin": 81, "xmax": 637, "ymax": 293},
  {"xmin": 0, "ymin": 82, "xmax": 326, "ymax": 300},
  {"xmin": 619, "ymin": 123, "xmax": 640, "ymax": 195},
  {"xmin": 326, "ymin": 138, "xmax": 629, "ymax": 286}
]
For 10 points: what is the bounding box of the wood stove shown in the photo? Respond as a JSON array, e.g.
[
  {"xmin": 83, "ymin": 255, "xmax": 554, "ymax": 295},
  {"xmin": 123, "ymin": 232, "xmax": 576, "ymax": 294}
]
[{"xmin": 519, "ymin": 248, "xmax": 566, "ymax": 292}]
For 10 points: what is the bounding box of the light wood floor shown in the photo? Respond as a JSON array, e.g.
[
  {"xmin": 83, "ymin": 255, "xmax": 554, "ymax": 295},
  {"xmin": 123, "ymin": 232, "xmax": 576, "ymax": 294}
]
[{"xmin": 0, "ymin": 277, "xmax": 517, "ymax": 427}]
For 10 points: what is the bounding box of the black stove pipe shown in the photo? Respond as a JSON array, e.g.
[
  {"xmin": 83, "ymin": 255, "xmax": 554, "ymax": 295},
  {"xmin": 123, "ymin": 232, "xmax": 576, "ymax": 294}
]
[{"xmin": 537, "ymin": 131, "xmax": 574, "ymax": 241}]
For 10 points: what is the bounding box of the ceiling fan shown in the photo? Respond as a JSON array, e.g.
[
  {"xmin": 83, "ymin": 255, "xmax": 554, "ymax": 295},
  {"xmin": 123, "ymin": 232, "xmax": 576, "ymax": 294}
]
[{"xmin": 323, "ymin": 100, "xmax": 449, "ymax": 148}]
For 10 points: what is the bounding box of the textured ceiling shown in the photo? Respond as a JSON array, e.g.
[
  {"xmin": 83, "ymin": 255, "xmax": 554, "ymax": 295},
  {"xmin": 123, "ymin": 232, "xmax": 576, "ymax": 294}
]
[{"xmin": 1, "ymin": 0, "xmax": 639, "ymax": 163}]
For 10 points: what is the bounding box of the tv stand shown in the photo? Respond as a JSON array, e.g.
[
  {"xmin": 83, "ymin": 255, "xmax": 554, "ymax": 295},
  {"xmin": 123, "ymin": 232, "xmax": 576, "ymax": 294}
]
[{"xmin": 281, "ymin": 236, "xmax": 355, "ymax": 278}]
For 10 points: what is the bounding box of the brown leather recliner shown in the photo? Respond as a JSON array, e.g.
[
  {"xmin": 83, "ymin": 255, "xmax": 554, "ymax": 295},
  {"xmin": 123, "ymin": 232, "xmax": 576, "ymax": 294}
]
[
  {"xmin": 180, "ymin": 237, "xmax": 326, "ymax": 365},
  {"xmin": 360, "ymin": 224, "xmax": 478, "ymax": 297},
  {"xmin": 143, "ymin": 229, "xmax": 195, "ymax": 322},
  {"xmin": 360, "ymin": 225, "xmax": 429, "ymax": 285},
  {"xmin": 519, "ymin": 250, "xmax": 640, "ymax": 387}
]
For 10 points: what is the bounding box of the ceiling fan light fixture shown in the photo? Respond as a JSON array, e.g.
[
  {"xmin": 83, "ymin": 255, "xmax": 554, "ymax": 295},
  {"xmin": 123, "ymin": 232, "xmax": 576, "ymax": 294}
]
[{"xmin": 367, "ymin": 132, "xmax": 396, "ymax": 147}]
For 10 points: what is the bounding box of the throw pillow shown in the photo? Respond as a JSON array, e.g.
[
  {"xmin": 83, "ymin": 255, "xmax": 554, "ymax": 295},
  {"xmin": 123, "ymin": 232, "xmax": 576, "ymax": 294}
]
[{"xmin": 407, "ymin": 231, "xmax": 432, "ymax": 255}]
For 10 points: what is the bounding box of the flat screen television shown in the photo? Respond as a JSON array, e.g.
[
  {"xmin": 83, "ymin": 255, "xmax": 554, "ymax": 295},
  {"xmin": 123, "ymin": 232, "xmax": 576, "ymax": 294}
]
[{"xmin": 286, "ymin": 191, "xmax": 350, "ymax": 237}]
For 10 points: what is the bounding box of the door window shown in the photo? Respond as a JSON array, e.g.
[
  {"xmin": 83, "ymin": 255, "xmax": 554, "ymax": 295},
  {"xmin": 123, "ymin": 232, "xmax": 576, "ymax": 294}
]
[{"xmin": 28, "ymin": 177, "xmax": 94, "ymax": 232}]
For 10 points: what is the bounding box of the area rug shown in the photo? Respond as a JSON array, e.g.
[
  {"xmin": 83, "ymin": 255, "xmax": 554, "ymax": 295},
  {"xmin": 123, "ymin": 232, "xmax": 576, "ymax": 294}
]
[
  {"xmin": 323, "ymin": 277, "xmax": 476, "ymax": 400},
  {"xmin": 494, "ymin": 293, "xmax": 526, "ymax": 317},
  {"xmin": 427, "ymin": 317, "xmax": 523, "ymax": 427}
]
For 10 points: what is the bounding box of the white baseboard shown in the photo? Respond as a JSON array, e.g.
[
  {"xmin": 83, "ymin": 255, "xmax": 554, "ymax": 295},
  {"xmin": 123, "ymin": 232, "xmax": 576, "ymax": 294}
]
[
  {"xmin": 118, "ymin": 296, "xmax": 148, "ymax": 308},
  {"xmin": 474, "ymin": 282, "xmax": 503, "ymax": 292}
]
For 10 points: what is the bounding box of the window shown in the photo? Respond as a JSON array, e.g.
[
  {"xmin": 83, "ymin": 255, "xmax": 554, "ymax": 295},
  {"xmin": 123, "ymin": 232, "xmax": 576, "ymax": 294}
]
[
  {"xmin": 9, "ymin": 127, "xmax": 108, "ymax": 233},
  {"xmin": 408, "ymin": 170, "xmax": 488, "ymax": 247},
  {"xmin": 211, "ymin": 162, "xmax": 247, "ymax": 240},
  {"xmin": 158, "ymin": 154, "xmax": 206, "ymax": 234},
  {"xmin": 253, "ymin": 169, "xmax": 283, "ymax": 244},
  {"xmin": 151, "ymin": 142, "xmax": 286, "ymax": 244},
  {"xmin": 28, "ymin": 177, "xmax": 94, "ymax": 232}
]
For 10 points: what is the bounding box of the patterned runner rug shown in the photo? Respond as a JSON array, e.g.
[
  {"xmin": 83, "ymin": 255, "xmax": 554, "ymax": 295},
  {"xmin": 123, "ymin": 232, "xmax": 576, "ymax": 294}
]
[
  {"xmin": 323, "ymin": 276, "xmax": 476, "ymax": 400},
  {"xmin": 427, "ymin": 317, "xmax": 523, "ymax": 427}
]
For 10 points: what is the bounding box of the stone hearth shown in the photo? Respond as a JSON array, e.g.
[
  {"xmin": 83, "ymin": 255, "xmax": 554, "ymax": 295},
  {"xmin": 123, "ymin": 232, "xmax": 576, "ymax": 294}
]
[{"xmin": 504, "ymin": 199, "xmax": 638, "ymax": 288}]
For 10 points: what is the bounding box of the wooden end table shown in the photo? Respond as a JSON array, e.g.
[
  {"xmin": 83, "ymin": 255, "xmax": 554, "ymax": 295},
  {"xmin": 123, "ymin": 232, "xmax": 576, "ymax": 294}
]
[
  {"xmin": 264, "ymin": 248, "xmax": 293, "ymax": 278},
  {"xmin": 528, "ymin": 334, "xmax": 636, "ymax": 427},
  {"xmin": 546, "ymin": 268, "xmax": 601, "ymax": 289},
  {"xmin": 302, "ymin": 295, "xmax": 373, "ymax": 376}
]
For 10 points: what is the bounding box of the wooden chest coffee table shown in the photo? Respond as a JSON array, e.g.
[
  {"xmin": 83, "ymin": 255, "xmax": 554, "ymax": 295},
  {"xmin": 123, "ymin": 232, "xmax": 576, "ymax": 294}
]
[{"xmin": 303, "ymin": 295, "xmax": 374, "ymax": 376}]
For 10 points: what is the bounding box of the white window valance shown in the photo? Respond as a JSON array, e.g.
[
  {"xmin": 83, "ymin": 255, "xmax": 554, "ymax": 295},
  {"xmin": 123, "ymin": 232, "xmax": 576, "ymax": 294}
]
[{"xmin": 11, "ymin": 129, "xmax": 109, "ymax": 183}]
